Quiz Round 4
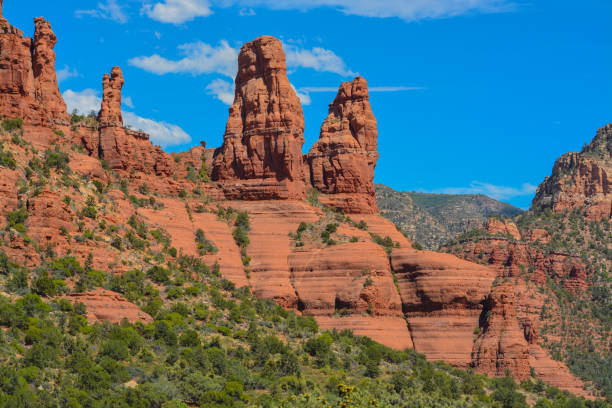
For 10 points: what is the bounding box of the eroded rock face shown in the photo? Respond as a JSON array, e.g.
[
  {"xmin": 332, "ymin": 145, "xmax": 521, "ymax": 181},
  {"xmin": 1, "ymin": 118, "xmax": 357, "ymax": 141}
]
[
  {"xmin": 471, "ymin": 282, "xmax": 531, "ymax": 379},
  {"xmin": 308, "ymin": 77, "xmax": 379, "ymax": 214},
  {"xmin": 533, "ymin": 124, "xmax": 611, "ymax": 221},
  {"xmin": 484, "ymin": 218, "xmax": 521, "ymax": 240},
  {"xmin": 212, "ymin": 36, "xmax": 307, "ymax": 200},
  {"xmin": 391, "ymin": 249, "xmax": 496, "ymax": 367},
  {"xmin": 0, "ymin": 7, "xmax": 67, "ymax": 125},
  {"xmin": 64, "ymin": 288, "xmax": 153, "ymax": 324}
]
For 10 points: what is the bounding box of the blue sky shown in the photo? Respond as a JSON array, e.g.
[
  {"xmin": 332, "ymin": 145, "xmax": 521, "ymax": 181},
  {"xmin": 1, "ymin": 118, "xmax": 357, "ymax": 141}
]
[{"xmin": 5, "ymin": 0, "xmax": 611, "ymax": 208}]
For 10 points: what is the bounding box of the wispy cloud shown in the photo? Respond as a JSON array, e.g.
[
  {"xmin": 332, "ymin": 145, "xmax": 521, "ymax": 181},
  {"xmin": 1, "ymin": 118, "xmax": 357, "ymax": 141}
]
[
  {"xmin": 123, "ymin": 96, "xmax": 135, "ymax": 109},
  {"xmin": 129, "ymin": 41, "xmax": 238, "ymax": 77},
  {"xmin": 57, "ymin": 65, "xmax": 79, "ymax": 83},
  {"xmin": 295, "ymin": 85, "xmax": 423, "ymax": 104},
  {"xmin": 75, "ymin": 0, "xmax": 129, "ymax": 23},
  {"xmin": 62, "ymin": 89, "xmax": 191, "ymax": 148},
  {"xmin": 430, "ymin": 181, "xmax": 537, "ymax": 201},
  {"xmin": 141, "ymin": 0, "xmax": 514, "ymax": 24},
  {"xmin": 129, "ymin": 40, "xmax": 355, "ymax": 81},
  {"xmin": 223, "ymin": 0, "xmax": 514, "ymax": 21},
  {"xmin": 238, "ymin": 7, "xmax": 256, "ymax": 16},
  {"xmin": 142, "ymin": 0, "xmax": 212, "ymax": 24},
  {"xmin": 205, "ymin": 79, "xmax": 235, "ymax": 104},
  {"xmin": 284, "ymin": 44, "xmax": 356, "ymax": 77}
]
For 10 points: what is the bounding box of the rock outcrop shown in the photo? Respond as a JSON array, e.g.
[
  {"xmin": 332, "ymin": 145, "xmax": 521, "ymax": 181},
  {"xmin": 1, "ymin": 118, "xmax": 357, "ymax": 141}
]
[
  {"xmin": 533, "ymin": 124, "xmax": 611, "ymax": 221},
  {"xmin": 98, "ymin": 66, "xmax": 124, "ymax": 126},
  {"xmin": 212, "ymin": 36, "xmax": 307, "ymax": 200},
  {"xmin": 64, "ymin": 288, "xmax": 153, "ymax": 324},
  {"xmin": 0, "ymin": 3, "xmax": 67, "ymax": 126},
  {"xmin": 471, "ymin": 282, "xmax": 531, "ymax": 379},
  {"xmin": 307, "ymin": 77, "xmax": 379, "ymax": 214},
  {"xmin": 77, "ymin": 67, "xmax": 175, "ymax": 176},
  {"xmin": 391, "ymin": 249, "xmax": 496, "ymax": 367},
  {"xmin": 484, "ymin": 218, "xmax": 521, "ymax": 240}
]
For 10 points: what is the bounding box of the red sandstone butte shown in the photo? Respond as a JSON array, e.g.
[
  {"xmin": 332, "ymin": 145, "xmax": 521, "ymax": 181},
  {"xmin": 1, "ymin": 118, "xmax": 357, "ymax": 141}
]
[
  {"xmin": 64, "ymin": 288, "xmax": 153, "ymax": 324},
  {"xmin": 212, "ymin": 36, "xmax": 307, "ymax": 200},
  {"xmin": 308, "ymin": 76, "xmax": 379, "ymax": 214}
]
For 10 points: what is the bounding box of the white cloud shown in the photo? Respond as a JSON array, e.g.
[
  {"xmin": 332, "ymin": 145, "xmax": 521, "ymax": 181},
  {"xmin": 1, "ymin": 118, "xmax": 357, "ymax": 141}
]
[
  {"xmin": 123, "ymin": 96, "xmax": 135, "ymax": 109},
  {"xmin": 142, "ymin": 0, "xmax": 212, "ymax": 24},
  {"xmin": 129, "ymin": 41, "xmax": 238, "ymax": 77},
  {"xmin": 63, "ymin": 89, "xmax": 101, "ymax": 115},
  {"xmin": 62, "ymin": 89, "xmax": 191, "ymax": 148},
  {"xmin": 205, "ymin": 79, "xmax": 235, "ymax": 104},
  {"xmin": 284, "ymin": 44, "xmax": 356, "ymax": 77},
  {"xmin": 75, "ymin": 0, "xmax": 129, "ymax": 23},
  {"xmin": 290, "ymin": 85, "xmax": 311, "ymax": 106},
  {"xmin": 57, "ymin": 65, "xmax": 79, "ymax": 83},
  {"xmin": 432, "ymin": 181, "xmax": 537, "ymax": 201},
  {"xmin": 123, "ymin": 112, "xmax": 191, "ymax": 147},
  {"xmin": 130, "ymin": 41, "xmax": 355, "ymax": 80},
  {"xmin": 218, "ymin": 0, "xmax": 514, "ymax": 21}
]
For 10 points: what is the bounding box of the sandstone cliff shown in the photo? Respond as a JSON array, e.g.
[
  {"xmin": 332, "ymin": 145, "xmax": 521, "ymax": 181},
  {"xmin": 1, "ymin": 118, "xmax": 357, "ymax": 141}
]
[{"xmin": 533, "ymin": 124, "xmax": 611, "ymax": 221}]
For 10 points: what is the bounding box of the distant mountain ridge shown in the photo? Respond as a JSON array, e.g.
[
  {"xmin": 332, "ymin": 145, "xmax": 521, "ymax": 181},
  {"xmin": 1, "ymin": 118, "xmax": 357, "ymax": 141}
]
[{"xmin": 376, "ymin": 185, "xmax": 523, "ymax": 249}]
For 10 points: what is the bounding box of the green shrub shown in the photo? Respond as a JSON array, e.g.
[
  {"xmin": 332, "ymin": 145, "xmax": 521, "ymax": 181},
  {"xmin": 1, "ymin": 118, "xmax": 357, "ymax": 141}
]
[{"xmin": 2, "ymin": 118, "xmax": 23, "ymax": 131}]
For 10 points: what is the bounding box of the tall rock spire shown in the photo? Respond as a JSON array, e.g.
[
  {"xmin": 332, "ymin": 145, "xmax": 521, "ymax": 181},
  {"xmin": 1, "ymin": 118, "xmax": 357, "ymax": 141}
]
[
  {"xmin": 307, "ymin": 76, "xmax": 379, "ymax": 214},
  {"xmin": 212, "ymin": 36, "xmax": 307, "ymax": 200},
  {"xmin": 98, "ymin": 66, "xmax": 124, "ymax": 126},
  {"xmin": 0, "ymin": 4, "xmax": 67, "ymax": 126},
  {"xmin": 32, "ymin": 17, "xmax": 67, "ymax": 122}
]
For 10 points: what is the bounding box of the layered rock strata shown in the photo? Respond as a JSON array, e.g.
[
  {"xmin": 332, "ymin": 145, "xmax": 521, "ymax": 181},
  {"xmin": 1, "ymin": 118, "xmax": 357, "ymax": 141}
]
[
  {"xmin": 212, "ymin": 36, "xmax": 307, "ymax": 200},
  {"xmin": 0, "ymin": 2, "xmax": 67, "ymax": 126},
  {"xmin": 471, "ymin": 282, "xmax": 531, "ymax": 379},
  {"xmin": 307, "ymin": 77, "xmax": 379, "ymax": 214},
  {"xmin": 533, "ymin": 124, "xmax": 611, "ymax": 221}
]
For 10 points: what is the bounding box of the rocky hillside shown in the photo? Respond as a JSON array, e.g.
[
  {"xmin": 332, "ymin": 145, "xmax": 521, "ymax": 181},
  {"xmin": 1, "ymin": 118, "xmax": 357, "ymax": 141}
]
[
  {"xmin": 443, "ymin": 124, "xmax": 611, "ymax": 400},
  {"xmin": 376, "ymin": 185, "xmax": 522, "ymax": 249},
  {"xmin": 0, "ymin": 2, "xmax": 604, "ymax": 405}
]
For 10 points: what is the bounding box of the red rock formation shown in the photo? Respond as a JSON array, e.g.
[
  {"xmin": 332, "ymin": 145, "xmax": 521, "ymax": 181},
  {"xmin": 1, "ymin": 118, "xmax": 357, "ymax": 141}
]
[
  {"xmin": 308, "ymin": 77, "xmax": 379, "ymax": 214},
  {"xmin": 391, "ymin": 249, "xmax": 496, "ymax": 367},
  {"xmin": 98, "ymin": 66, "xmax": 123, "ymax": 126},
  {"xmin": 64, "ymin": 288, "xmax": 153, "ymax": 324},
  {"xmin": 484, "ymin": 218, "xmax": 521, "ymax": 240},
  {"xmin": 92, "ymin": 67, "xmax": 175, "ymax": 176},
  {"xmin": 533, "ymin": 124, "xmax": 611, "ymax": 221},
  {"xmin": 471, "ymin": 282, "xmax": 531, "ymax": 379},
  {"xmin": 447, "ymin": 235, "xmax": 587, "ymax": 292},
  {"xmin": 32, "ymin": 17, "xmax": 67, "ymax": 123},
  {"xmin": 25, "ymin": 188, "xmax": 73, "ymax": 244},
  {"xmin": 212, "ymin": 36, "xmax": 307, "ymax": 200},
  {"xmin": 0, "ymin": 5, "xmax": 67, "ymax": 126},
  {"xmin": 289, "ymin": 241, "xmax": 403, "ymax": 317}
]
